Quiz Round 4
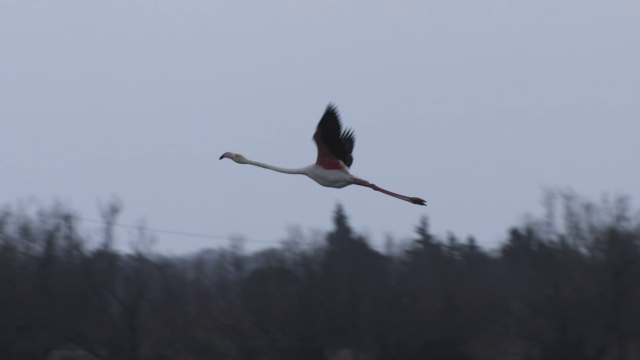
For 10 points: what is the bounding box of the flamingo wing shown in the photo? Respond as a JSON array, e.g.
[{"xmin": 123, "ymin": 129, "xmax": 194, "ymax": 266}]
[{"xmin": 313, "ymin": 104, "xmax": 355, "ymax": 169}]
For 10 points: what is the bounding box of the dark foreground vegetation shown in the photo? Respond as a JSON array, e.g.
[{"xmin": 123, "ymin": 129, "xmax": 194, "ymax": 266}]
[{"xmin": 1, "ymin": 191, "xmax": 639, "ymax": 360}]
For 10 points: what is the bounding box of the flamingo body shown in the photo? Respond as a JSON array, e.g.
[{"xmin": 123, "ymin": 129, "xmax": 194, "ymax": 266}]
[
  {"xmin": 304, "ymin": 165, "xmax": 353, "ymax": 188},
  {"xmin": 220, "ymin": 104, "xmax": 426, "ymax": 205}
]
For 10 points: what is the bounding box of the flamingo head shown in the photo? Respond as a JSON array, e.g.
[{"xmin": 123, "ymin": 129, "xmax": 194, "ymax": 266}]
[{"xmin": 219, "ymin": 152, "xmax": 248, "ymax": 164}]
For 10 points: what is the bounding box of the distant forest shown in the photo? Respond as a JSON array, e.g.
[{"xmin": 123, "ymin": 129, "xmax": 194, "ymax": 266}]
[{"xmin": 1, "ymin": 190, "xmax": 639, "ymax": 360}]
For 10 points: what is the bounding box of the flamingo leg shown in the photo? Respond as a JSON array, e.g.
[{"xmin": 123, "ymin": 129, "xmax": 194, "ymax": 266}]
[{"xmin": 353, "ymin": 179, "xmax": 427, "ymax": 206}]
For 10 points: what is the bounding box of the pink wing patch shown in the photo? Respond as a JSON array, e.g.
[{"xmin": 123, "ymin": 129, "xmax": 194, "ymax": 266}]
[{"xmin": 318, "ymin": 158, "xmax": 345, "ymax": 170}]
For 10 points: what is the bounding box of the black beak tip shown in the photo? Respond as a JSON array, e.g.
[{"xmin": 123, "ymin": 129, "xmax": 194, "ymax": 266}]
[{"xmin": 219, "ymin": 155, "xmax": 224, "ymax": 160}]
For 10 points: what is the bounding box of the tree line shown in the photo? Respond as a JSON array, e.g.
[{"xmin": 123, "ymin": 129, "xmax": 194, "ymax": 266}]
[{"xmin": 0, "ymin": 190, "xmax": 639, "ymax": 360}]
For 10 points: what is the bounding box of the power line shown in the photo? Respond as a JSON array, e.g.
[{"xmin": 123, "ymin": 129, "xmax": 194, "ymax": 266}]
[
  {"xmin": 77, "ymin": 217, "xmax": 280, "ymax": 244},
  {"xmin": 0, "ymin": 214, "xmax": 281, "ymax": 245}
]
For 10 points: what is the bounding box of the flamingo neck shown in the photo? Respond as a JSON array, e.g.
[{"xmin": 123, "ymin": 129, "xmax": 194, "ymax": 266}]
[{"xmin": 244, "ymin": 159, "xmax": 307, "ymax": 175}]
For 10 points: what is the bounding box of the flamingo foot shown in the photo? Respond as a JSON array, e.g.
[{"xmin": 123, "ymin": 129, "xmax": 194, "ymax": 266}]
[{"xmin": 410, "ymin": 197, "xmax": 427, "ymax": 206}]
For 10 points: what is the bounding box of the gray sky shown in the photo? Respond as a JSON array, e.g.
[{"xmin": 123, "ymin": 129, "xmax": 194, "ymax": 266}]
[{"xmin": 2, "ymin": 0, "xmax": 639, "ymax": 254}]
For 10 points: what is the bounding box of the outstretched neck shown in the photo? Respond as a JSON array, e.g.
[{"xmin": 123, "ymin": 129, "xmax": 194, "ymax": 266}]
[{"xmin": 245, "ymin": 159, "xmax": 307, "ymax": 175}]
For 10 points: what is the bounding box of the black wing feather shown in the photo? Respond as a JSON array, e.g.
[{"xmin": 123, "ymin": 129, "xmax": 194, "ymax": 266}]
[{"xmin": 317, "ymin": 104, "xmax": 355, "ymax": 168}]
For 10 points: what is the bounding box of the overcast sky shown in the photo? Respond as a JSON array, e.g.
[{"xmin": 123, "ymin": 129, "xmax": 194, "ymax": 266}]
[{"xmin": 2, "ymin": 0, "xmax": 639, "ymax": 254}]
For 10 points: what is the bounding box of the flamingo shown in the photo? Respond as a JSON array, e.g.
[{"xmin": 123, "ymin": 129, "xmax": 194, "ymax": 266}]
[{"xmin": 220, "ymin": 104, "xmax": 426, "ymax": 205}]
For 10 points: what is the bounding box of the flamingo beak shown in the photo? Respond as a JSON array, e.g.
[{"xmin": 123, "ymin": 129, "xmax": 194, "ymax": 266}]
[{"xmin": 219, "ymin": 154, "xmax": 224, "ymax": 160}]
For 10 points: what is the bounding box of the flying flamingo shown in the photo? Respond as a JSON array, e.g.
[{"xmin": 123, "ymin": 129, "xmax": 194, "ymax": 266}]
[{"xmin": 220, "ymin": 104, "xmax": 426, "ymax": 205}]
